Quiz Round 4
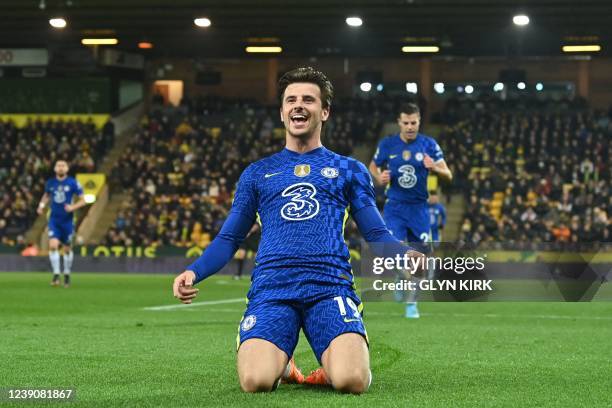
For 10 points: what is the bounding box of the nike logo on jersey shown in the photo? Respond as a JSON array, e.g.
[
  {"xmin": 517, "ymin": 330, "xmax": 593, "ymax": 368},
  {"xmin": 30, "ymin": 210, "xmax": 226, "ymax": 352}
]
[
  {"xmin": 389, "ymin": 154, "xmax": 398, "ymax": 159},
  {"xmin": 343, "ymin": 317, "xmax": 361, "ymax": 323},
  {"xmin": 264, "ymin": 172, "xmax": 283, "ymax": 178}
]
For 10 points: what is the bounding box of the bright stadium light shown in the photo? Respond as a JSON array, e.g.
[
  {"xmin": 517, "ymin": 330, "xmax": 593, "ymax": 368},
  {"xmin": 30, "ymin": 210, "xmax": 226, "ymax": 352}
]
[
  {"xmin": 49, "ymin": 17, "xmax": 67, "ymax": 29},
  {"xmin": 513, "ymin": 14, "xmax": 530, "ymax": 26},
  {"xmin": 402, "ymin": 46, "xmax": 439, "ymax": 53},
  {"xmin": 517, "ymin": 82, "xmax": 526, "ymax": 90},
  {"xmin": 245, "ymin": 46, "xmax": 282, "ymax": 53},
  {"xmin": 346, "ymin": 17, "xmax": 363, "ymax": 27},
  {"xmin": 360, "ymin": 82, "xmax": 372, "ymax": 92},
  {"xmin": 562, "ymin": 45, "xmax": 601, "ymax": 52},
  {"xmin": 457, "ymin": 85, "xmax": 464, "ymax": 93},
  {"xmin": 376, "ymin": 84, "xmax": 384, "ymax": 92},
  {"xmin": 465, "ymin": 85, "xmax": 474, "ymax": 94},
  {"xmin": 194, "ymin": 17, "xmax": 212, "ymax": 27},
  {"xmin": 81, "ymin": 38, "xmax": 118, "ymax": 45},
  {"xmin": 493, "ymin": 82, "xmax": 504, "ymax": 92},
  {"xmin": 536, "ymin": 82, "xmax": 544, "ymax": 91},
  {"xmin": 405, "ymin": 82, "xmax": 418, "ymax": 94},
  {"xmin": 433, "ymin": 82, "xmax": 445, "ymax": 94}
]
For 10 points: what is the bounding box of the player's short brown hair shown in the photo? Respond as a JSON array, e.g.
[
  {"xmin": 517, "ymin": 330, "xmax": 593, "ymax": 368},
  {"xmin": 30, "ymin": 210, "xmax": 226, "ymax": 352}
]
[
  {"xmin": 278, "ymin": 67, "xmax": 334, "ymax": 110},
  {"xmin": 398, "ymin": 103, "xmax": 420, "ymax": 117}
]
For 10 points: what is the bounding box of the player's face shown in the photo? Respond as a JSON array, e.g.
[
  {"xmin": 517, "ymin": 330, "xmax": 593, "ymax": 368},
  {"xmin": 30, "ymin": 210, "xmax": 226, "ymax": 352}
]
[
  {"xmin": 280, "ymin": 82, "xmax": 329, "ymax": 139},
  {"xmin": 54, "ymin": 161, "xmax": 69, "ymax": 177},
  {"xmin": 398, "ymin": 113, "xmax": 420, "ymax": 140},
  {"xmin": 429, "ymin": 194, "xmax": 438, "ymax": 204}
]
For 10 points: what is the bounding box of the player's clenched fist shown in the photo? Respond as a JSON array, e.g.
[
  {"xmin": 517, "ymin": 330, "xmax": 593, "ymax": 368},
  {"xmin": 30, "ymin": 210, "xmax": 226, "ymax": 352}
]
[
  {"xmin": 379, "ymin": 170, "xmax": 391, "ymax": 185},
  {"xmin": 173, "ymin": 270, "xmax": 199, "ymax": 304}
]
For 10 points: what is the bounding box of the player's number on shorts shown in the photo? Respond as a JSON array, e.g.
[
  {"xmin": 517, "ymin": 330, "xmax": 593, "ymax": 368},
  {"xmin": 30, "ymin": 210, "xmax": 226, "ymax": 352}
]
[
  {"xmin": 280, "ymin": 182, "xmax": 320, "ymax": 221},
  {"xmin": 333, "ymin": 296, "xmax": 360, "ymax": 319},
  {"xmin": 398, "ymin": 165, "xmax": 417, "ymax": 189}
]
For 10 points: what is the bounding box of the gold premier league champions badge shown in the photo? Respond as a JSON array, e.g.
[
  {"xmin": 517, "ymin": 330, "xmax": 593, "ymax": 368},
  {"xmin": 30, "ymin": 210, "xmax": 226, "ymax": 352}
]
[
  {"xmin": 294, "ymin": 164, "xmax": 311, "ymax": 177},
  {"xmin": 403, "ymin": 150, "xmax": 411, "ymax": 161}
]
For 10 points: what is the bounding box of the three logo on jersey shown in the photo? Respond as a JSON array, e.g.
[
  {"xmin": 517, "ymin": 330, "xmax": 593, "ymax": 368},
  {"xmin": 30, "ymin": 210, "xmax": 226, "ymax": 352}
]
[{"xmin": 269, "ymin": 164, "xmax": 340, "ymax": 221}]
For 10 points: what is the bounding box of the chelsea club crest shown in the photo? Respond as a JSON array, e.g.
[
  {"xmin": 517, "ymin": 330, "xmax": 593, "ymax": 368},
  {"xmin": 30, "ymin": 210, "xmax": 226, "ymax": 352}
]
[{"xmin": 321, "ymin": 167, "xmax": 339, "ymax": 178}]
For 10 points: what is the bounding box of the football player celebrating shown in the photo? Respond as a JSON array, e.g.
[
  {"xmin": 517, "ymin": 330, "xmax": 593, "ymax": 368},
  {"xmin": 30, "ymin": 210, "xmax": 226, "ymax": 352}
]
[{"xmin": 173, "ymin": 67, "xmax": 422, "ymax": 394}]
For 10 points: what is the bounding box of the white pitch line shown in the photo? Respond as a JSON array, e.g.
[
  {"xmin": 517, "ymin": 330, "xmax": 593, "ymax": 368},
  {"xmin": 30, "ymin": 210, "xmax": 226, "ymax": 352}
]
[
  {"xmin": 143, "ymin": 298, "xmax": 245, "ymax": 311},
  {"xmin": 366, "ymin": 310, "xmax": 612, "ymax": 321}
]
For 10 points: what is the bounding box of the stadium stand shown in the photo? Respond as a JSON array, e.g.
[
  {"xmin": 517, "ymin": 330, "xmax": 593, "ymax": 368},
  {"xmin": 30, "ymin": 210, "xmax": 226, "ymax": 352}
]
[
  {"xmin": 436, "ymin": 96, "xmax": 611, "ymax": 247},
  {"xmin": 0, "ymin": 118, "xmax": 114, "ymax": 246}
]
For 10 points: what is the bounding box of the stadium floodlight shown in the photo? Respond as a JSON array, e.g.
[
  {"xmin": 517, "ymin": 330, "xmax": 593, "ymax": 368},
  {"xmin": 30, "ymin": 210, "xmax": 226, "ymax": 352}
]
[
  {"xmin": 245, "ymin": 46, "xmax": 282, "ymax": 53},
  {"xmin": 517, "ymin": 82, "xmax": 526, "ymax": 90},
  {"xmin": 562, "ymin": 45, "xmax": 601, "ymax": 52},
  {"xmin": 402, "ymin": 46, "xmax": 439, "ymax": 53},
  {"xmin": 493, "ymin": 82, "xmax": 504, "ymax": 92},
  {"xmin": 81, "ymin": 38, "xmax": 118, "ymax": 45},
  {"xmin": 405, "ymin": 82, "xmax": 418, "ymax": 94},
  {"xmin": 535, "ymin": 82, "xmax": 544, "ymax": 91},
  {"xmin": 433, "ymin": 82, "xmax": 445, "ymax": 94},
  {"xmin": 360, "ymin": 82, "xmax": 372, "ymax": 92},
  {"xmin": 49, "ymin": 17, "xmax": 67, "ymax": 29},
  {"xmin": 376, "ymin": 84, "xmax": 384, "ymax": 92},
  {"xmin": 465, "ymin": 85, "xmax": 474, "ymax": 94},
  {"xmin": 194, "ymin": 17, "xmax": 212, "ymax": 27},
  {"xmin": 513, "ymin": 14, "xmax": 529, "ymax": 26},
  {"xmin": 457, "ymin": 85, "xmax": 464, "ymax": 93},
  {"xmin": 346, "ymin": 17, "xmax": 363, "ymax": 27}
]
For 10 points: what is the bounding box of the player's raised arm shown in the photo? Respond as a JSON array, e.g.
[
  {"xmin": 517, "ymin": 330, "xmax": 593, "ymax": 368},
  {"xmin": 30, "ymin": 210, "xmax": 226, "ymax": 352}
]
[{"xmin": 173, "ymin": 165, "xmax": 258, "ymax": 304}]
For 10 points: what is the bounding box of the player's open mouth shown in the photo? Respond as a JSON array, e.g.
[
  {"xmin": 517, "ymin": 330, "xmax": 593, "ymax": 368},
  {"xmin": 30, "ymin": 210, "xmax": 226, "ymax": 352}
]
[{"xmin": 290, "ymin": 114, "xmax": 308, "ymax": 125}]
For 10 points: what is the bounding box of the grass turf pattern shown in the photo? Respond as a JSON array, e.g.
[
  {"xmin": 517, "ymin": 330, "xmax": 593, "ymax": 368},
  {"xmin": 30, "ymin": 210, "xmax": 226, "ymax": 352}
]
[{"xmin": 1, "ymin": 272, "xmax": 611, "ymax": 407}]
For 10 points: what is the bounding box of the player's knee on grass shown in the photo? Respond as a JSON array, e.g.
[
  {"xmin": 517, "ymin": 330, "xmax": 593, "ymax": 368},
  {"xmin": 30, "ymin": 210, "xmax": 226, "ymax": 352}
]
[
  {"xmin": 237, "ymin": 339, "xmax": 287, "ymax": 393},
  {"xmin": 239, "ymin": 370, "xmax": 281, "ymax": 393},
  {"xmin": 322, "ymin": 333, "xmax": 371, "ymax": 394}
]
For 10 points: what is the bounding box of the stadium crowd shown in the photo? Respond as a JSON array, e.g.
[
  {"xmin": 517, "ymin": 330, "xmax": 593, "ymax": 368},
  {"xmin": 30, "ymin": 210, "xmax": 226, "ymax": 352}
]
[
  {"xmin": 0, "ymin": 118, "xmax": 114, "ymax": 246},
  {"xmin": 438, "ymin": 96, "xmax": 611, "ymax": 247}
]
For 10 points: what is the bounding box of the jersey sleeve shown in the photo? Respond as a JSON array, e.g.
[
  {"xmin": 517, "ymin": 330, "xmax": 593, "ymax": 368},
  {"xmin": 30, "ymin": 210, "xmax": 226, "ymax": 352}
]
[
  {"xmin": 348, "ymin": 160, "xmax": 377, "ymax": 212},
  {"xmin": 44, "ymin": 180, "xmax": 52, "ymax": 194},
  {"xmin": 230, "ymin": 164, "xmax": 258, "ymax": 218},
  {"xmin": 429, "ymin": 138, "xmax": 444, "ymax": 162},
  {"xmin": 372, "ymin": 138, "xmax": 388, "ymax": 167}
]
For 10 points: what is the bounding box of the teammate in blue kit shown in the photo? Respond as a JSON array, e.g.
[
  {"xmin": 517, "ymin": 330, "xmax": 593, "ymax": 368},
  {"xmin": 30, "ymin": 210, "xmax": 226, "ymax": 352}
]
[
  {"xmin": 173, "ymin": 67, "xmax": 422, "ymax": 394},
  {"xmin": 37, "ymin": 160, "xmax": 86, "ymax": 287},
  {"xmin": 428, "ymin": 191, "xmax": 446, "ymax": 243},
  {"xmin": 369, "ymin": 103, "xmax": 452, "ymax": 318}
]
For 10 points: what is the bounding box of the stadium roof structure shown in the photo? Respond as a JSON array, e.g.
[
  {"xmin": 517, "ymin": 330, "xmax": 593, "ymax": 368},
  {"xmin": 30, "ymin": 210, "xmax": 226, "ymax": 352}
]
[{"xmin": 0, "ymin": 0, "xmax": 610, "ymax": 58}]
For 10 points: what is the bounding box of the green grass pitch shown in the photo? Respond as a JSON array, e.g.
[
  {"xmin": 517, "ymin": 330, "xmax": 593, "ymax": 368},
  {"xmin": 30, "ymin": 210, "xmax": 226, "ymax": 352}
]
[{"xmin": 1, "ymin": 272, "xmax": 611, "ymax": 407}]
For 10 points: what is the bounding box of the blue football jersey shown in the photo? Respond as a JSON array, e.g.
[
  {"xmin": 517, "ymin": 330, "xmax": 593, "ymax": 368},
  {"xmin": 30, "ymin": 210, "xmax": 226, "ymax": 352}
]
[
  {"xmin": 373, "ymin": 133, "xmax": 444, "ymax": 204},
  {"xmin": 232, "ymin": 146, "xmax": 376, "ymax": 292},
  {"xmin": 45, "ymin": 177, "xmax": 83, "ymax": 221}
]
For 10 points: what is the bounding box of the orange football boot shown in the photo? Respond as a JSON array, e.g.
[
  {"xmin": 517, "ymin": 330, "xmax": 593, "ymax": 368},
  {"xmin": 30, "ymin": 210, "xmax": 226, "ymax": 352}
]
[
  {"xmin": 304, "ymin": 367, "xmax": 330, "ymax": 386},
  {"xmin": 281, "ymin": 357, "xmax": 304, "ymax": 384}
]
